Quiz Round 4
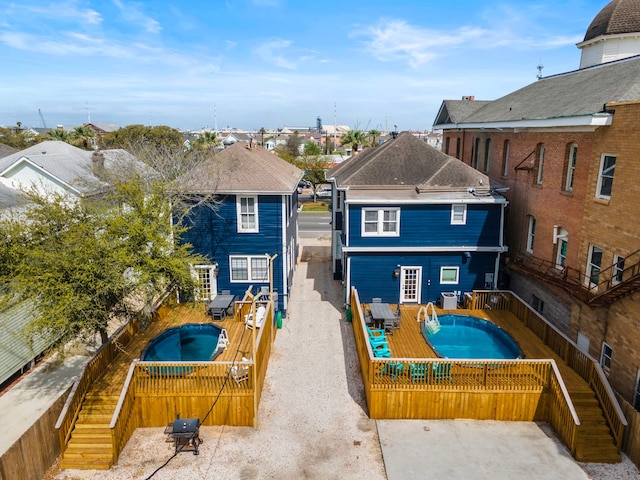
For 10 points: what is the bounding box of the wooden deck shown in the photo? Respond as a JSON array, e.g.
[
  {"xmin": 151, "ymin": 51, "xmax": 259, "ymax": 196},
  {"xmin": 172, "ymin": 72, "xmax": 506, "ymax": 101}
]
[
  {"xmin": 92, "ymin": 303, "xmax": 254, "ymax": 397},
  {"xmin": 359, "ymin": 301, "xmax": 621, "ymax": 463}
]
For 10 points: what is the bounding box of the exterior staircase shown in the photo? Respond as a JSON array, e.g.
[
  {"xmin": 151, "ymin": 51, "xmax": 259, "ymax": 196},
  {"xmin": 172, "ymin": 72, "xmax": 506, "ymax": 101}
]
[
  {"xmin": 572, "ymin": 391, "xmax": 621, "ymax": 463},
  {"xmin": 59, "ymin": 394, "xmax": 119, "ymax": 470},
  {"xmin": 508, "ymin": 251, "xmax": 640, "ymax": 306}
]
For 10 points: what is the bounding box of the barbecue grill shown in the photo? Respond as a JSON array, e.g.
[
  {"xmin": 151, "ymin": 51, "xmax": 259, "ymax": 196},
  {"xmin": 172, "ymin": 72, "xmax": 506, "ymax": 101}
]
[{"xmin": 164, "ymin": 417, "xmax": 202, "ymax": 455}]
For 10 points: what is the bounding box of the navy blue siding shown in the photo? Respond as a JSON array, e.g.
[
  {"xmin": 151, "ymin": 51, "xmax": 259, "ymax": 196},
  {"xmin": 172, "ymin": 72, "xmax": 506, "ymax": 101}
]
[
  {"xmin": 349, "ymin": 252, "xmax": 498, "ymax": 304},
  {"xmin": 348, "ymin": 204, "xmax": 502, "ymax": 248},
  {"xmin": 181, "ymin": 194, "xmax": 289, "ymax": 312}
]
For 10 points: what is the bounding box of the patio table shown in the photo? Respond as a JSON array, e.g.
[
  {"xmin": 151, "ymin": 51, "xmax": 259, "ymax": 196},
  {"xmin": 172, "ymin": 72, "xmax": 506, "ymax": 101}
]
[
  {"xmin": 369, "ymin": 303, "xmax": 396, "ymax": 330},
  {"xmin": 207, "ymin": 294, "xmax": 235, "ymax": 320}
]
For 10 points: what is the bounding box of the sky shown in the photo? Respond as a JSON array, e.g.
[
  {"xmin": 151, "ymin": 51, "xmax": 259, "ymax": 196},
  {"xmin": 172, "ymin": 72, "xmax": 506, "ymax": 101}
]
[{"xmin": 0, "ymin": 0, "xmax": 608, "ymax": 132}]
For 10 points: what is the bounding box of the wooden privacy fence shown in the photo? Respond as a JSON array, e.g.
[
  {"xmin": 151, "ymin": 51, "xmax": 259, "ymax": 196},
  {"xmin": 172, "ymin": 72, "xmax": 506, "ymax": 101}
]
[
  {"xmin": 350, "ymin": 287, "xmax": 582, "ymax": 457},
  {"xmin": 469, "ymin": 290, "xmax": 627, "ymax": 448}
]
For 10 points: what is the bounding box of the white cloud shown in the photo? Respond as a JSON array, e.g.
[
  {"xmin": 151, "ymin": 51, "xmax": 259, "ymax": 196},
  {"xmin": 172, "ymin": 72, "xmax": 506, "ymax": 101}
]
[
  {"xmin": 255, "ymin": 39, "xmax": 303, "ymax": 70},
  {"xmin": 112, "ymin": 0, "xmax": 161, "ymax": 34}
]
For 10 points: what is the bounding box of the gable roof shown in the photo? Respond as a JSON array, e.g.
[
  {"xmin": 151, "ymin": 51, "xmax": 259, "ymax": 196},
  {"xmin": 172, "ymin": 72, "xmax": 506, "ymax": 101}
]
[
  {"xmin": 435, "ymin": 55, "xmax": 640, "ymax": 129},
  {"xmin": 328, "ymin": 132, "xmax": 493, "ymax": 196},
  {"xmin": 433, "ymin": 99, "xmax": 491, "ymax": 125},
  {"xmin": 0, "ymin": 141, "xmax": 151, "ymax": 197},
  {"xmin": 175, "ymin": 142, "xmax": 303, "ymax": 194}
]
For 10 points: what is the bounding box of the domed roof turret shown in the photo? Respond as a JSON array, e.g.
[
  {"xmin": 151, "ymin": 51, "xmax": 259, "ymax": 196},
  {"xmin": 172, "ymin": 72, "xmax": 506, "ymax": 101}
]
[{"xmin": 584, "ymin": 0, "xmax": 640, "ymax": 42}]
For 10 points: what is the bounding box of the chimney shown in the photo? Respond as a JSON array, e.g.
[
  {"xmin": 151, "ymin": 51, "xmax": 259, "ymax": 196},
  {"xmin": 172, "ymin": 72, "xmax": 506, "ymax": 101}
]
[
  {"xmin": 92, "ymin": 150, "xmax": 105, "ymax": 176},
  {"xmin": 461, "ymin": 95, "xmax": 475, "ymax": 101}
]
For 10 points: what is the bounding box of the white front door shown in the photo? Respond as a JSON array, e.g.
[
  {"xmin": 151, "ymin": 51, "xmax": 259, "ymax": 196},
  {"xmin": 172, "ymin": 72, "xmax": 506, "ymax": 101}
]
[{"xmin": 400, "ymin": 267, "xmax": 422, "ymax": 303}]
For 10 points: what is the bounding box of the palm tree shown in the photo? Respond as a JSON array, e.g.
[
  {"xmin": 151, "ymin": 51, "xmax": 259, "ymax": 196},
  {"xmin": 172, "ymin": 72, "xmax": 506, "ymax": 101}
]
[
  {"xmin": 340, "ymin": 129, "xmax": 367, "ymax": 155},
  {"xmin": 368, "ymin": 129, "xmax": 381, "ymax": 147},
  {"xmin": 70, "ymin": 125, "xmax": 96, "ymax": 150},
  {"xmin": 195, "ymin": 131, "xmax": 221, "ymax": 151},
  {"xmin": 259, "ymin": 127, "xmax": 266, "ymax": 147},
  {"xmin": 48, "ymin": 128, "xmax": 71, "ymax": 142}
]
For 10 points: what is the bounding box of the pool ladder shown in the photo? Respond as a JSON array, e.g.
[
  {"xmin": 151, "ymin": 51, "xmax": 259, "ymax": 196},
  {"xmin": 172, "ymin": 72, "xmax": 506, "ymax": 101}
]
[{"xmin": 418, "ymin": 302, "xmax": 441, "ymax": 334}]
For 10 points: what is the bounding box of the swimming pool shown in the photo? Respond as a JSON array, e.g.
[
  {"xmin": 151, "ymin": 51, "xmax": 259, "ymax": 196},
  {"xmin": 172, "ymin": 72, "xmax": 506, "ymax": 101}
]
[
  {"xmin": 141, "ymin": 323, "xmax": 226, "ymax": 362},
  {"xmin": 423, "ymin": 314, "xmax": 524, "ymax": 359}
]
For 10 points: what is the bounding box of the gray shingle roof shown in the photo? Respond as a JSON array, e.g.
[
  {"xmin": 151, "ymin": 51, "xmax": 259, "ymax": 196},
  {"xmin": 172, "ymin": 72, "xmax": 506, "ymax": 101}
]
[
  {"xmin": 175, "ymin": 142, "xmax": 303, "ymax": 194},
  {"xmin": 328, "ymin": 132, "xmax": 490, "ymax": 193},
  {"xmin": 0, "ymin": 141, "xmax": 151, "ymax": 196},
  {"xmin": 447, "ymin": 55, "xmax": 640, "ymax": 125},
  {"xmin": 584, "ymin": 0, "xmax": 640, "ymax": 41},
  {"xmin": 0, "ymin": 144, "xmax": 18, "ymax": 159},
  {"xmin": 433, "ymin": 99, "xmax": 492, "ymax": 125}
]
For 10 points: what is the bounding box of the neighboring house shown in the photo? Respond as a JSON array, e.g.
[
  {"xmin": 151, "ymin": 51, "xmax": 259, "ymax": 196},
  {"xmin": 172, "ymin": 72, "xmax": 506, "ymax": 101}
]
[
  {"xmin": 0, "ymin": 141, "xmax": 150, "ymax": 387},
  {"xmin": 84, "ymin": 123, "xmax": 120, "ymax": 138},
  {"xmin": 326, "ymin": 131, "xmax": 508, "ymax": 306},
  {"xmin": 176, "ymin": 142, "xmax": 303, "ymax": 315},
  {"xmin": 220, "ymin": 132, "xmax": 255, "ymax": 147},
  {"xmin": 432, "ymin": 0, "xmax": 640, "ymax": 427}
]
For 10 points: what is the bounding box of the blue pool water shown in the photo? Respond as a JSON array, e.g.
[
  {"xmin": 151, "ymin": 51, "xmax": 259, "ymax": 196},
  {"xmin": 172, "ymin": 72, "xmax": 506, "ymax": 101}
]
[
  {"xmin": 141, "ymin": 323, "xmax": 223, "ymax": 362},
  {"xmin": 424, "ymin": 314, "xmax": 524, "ymax": 359}
]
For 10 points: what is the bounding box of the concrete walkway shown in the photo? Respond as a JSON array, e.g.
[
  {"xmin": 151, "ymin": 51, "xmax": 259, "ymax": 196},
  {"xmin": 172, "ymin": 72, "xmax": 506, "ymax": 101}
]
[{"xmin": 5, "ymin": 237, "xmax": 637, "ymax": 479}]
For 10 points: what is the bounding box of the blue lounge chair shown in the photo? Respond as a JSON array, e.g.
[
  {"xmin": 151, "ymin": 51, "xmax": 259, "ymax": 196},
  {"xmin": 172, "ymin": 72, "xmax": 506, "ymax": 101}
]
[
  {"xmin": 409, "ymin": 363, "xmax": 429, "ymax": 383},
  {"xmin": 433, "ymin": 362, "xmax": 453, "ymax": 383},
  {"xmin": 381, "ymin": 362, "xmax": 405, "ymax": 381},
  {"xmin": 373, "ymin": 346, "xmax": 391, "ymax": 358}
]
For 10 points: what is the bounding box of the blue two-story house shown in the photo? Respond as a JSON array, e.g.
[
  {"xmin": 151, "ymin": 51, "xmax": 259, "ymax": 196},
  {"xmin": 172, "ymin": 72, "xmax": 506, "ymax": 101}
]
[
  {"xmin": 326, "ymin": 132, "xmax": 508, "ymax": 306},
  {"xmin": 176, "ymin": 142, "xmax": 303, "ymax": 315}
]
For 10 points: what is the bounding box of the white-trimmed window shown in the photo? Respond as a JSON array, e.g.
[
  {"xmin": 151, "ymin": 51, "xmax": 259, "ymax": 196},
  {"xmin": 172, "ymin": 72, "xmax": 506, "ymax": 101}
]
[
  {"xmin": 237, "ymin": 196, "xmax": 258, "ymax": 232},
  {"xmin": 230, "ymin": 255, "xmax": 269, "ymax": 283},
  {"xmin": 440, "ymin": 266, "xmax": 459, "ymax": 284},
  {"xmin": 586, "ymin": 245, "xmax": 603, "ymax": 287},
  {"xmin": 613, "ymin": 255, "xmax": 625, "ymax": 285},
  {"xmin": 526, "ymin": 216, "xmax": 536, "ymax": 253},
  {"xmin": 451, "ymin": 204, "xmax": 467, "ymax": 225},
  {"xmin": 600, "ymin": 342, "xmax": 612, "ymax": 374},
  {"xmin": 564, "ymin": 144, "xmax": 577, "ymax": 192},
  {"xmin": 596, "ymin": 154, "xmax": 616, "ymax": 199},
  {"xmin": 193, "ymin": 264, "xmax": 217, "ymax": 300},
  {"xmin": 362, "ymin": 208, "xmax": 400, "ymax": 236}
]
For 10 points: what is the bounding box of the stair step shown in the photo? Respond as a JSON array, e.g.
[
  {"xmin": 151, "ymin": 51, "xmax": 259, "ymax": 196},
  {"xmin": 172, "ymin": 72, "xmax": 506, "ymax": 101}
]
[
  {"xmin": 59, "ymin": 458, "xmax": 112, "ymax": 470},
  {"xmin": 72, "ymin": 424, "xmax": 111, "ymax": 435},
  {"xmin": 70, "ymin": 432, "xmax": 112, "ymax": 443},
  {"xmin": 77, "ymin": 413, "xmax": 113, "ymax": 423}
]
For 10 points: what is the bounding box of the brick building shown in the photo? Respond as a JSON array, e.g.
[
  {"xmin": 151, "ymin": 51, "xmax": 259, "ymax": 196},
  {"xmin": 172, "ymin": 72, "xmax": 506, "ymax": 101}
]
[{"xmin": 434, "ymin": 0, "xmax": 640, "ymax": 414}]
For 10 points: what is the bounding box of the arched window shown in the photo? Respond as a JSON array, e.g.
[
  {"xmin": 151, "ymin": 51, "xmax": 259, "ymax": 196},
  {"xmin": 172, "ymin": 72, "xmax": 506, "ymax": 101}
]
[
  {"xmin": 535, "ymin": 143, "xmax": 545, "ymax": 185},
  {"xmin": 445, "ymin": 136, "xmax": 451, "ymax": 155},
  {"xmin": 502, "ymin": 140, "xmax": 510, "ymax": 177},
  {"xmin": 473, "ymin": 138, "xmax": 480, "ymax": 169},
  {"xmin": 563, "ymin": 143, "xmax": 577, "ymax": 192},
  {"xmin": 483, "ymin": 138, "xmax": 491, "ymax": 172},
  {"xmin": 455, "ymin": 138, "xmax": 461, "ymax": 159}
]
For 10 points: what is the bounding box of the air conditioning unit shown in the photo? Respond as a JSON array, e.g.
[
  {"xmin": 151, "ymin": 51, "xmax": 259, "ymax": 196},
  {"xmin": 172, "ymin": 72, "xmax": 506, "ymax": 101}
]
[{"xmin": 441, "ymin": 292, "xmax": 458, "ymax": 310}]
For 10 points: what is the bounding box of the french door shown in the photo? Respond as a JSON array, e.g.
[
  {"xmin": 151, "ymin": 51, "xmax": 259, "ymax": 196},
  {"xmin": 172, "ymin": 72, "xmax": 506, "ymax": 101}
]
[{"xmin": 400, "ymin": 267, "xmax": 422, "ymax": 303}]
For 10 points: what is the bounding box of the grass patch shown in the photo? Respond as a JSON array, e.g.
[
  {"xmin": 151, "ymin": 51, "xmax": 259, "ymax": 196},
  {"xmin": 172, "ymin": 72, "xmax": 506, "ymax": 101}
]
[{"xmin": 300, "ymin": 200, "xmax": 330, "ymax": 212}]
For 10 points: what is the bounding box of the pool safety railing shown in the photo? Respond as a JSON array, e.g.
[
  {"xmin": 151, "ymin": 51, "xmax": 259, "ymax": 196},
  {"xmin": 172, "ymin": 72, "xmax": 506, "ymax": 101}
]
[{"xmin": 418, "ymin": 302, "xmax": 440, "ymax": 334}]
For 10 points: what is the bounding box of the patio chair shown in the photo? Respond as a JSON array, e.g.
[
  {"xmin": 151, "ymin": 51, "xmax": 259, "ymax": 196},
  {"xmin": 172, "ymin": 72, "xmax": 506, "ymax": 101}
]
[
  {"xmin": 373, "ymin": 348, "xmax": 391, "ymax": 358},
  {"xmin": 433, "ymin": 362, "xmax": 453, "ymax": 383},
  {"xmin": 245, "ymin": 305, "xmax": 267, "ymax": 329},
  {"xmin": 229, "ymin": 357, "xmax": 250, "ymax": 386},
  {"xmin": 383, "ymin": 318, "xmax": 395, "ymax": 335},
  {"xmin": 393, "ymin": 305, "xmax": 401, "ymax": 328},
  {"xmin": 380, "ymin": 361, "xmax": 405, "ymax": 381},
  {"xmin": 366, "ymin": 325, "xmax": 386, "ymax": 340},
  {"xmin": 409, "ymin": 363, "xmax": 429, "ymax": 383}
]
